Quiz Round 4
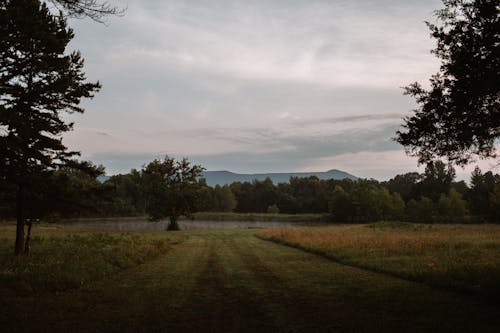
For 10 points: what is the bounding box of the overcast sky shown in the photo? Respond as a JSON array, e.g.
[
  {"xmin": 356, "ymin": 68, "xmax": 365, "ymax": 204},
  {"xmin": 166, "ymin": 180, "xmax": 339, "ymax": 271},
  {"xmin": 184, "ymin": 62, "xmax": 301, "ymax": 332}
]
[{"xmin": 61, "ymin": 0, "xmax": 493, "ymax": 180}]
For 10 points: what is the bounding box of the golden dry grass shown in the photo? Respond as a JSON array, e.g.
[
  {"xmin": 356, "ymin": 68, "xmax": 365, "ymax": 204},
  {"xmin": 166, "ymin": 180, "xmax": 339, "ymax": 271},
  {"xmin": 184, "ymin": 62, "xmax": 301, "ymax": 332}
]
[{"xmin": 258, "ymin": 222, "xmax": 500, "ymax": 301}]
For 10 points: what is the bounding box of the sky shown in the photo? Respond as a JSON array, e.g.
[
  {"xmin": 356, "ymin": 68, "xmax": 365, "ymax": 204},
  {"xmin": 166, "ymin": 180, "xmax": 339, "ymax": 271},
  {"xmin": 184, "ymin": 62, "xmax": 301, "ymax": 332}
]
[{"xmin": 60, "ymin": 0, "xmax": 495, "ymax": 180}]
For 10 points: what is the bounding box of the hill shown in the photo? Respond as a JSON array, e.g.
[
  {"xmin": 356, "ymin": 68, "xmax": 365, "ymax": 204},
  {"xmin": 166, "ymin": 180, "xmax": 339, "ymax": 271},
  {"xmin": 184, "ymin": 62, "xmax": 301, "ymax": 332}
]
[{"xmin": 201, "ymin": 169, "xmax": 357, "ymax": 186}]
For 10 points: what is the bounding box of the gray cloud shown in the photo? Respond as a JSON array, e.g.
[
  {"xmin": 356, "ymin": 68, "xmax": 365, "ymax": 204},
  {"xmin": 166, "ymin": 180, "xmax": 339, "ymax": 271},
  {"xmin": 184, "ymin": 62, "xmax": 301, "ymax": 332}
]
[
  {"xmin": 86, "ymin": 121, "xmax": 402, "ymax": 174},
  {"xmin": 64, "ymin": 0, "xmax": 444, "ymax": 178}
]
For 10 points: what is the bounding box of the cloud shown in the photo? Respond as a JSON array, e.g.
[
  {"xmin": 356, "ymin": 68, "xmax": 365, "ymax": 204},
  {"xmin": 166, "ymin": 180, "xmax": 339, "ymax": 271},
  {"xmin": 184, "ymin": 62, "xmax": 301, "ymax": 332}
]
[
  {"xmin": 63, "ymin": 0, "xmax": 448, "ymax": 177},
  {"xmin": 70, "ymin": 0, "xmax": 441, "ymax": 89},
  {"xmin": 76, "ymin": 119, "xmax": 403, "ymax": 175}
]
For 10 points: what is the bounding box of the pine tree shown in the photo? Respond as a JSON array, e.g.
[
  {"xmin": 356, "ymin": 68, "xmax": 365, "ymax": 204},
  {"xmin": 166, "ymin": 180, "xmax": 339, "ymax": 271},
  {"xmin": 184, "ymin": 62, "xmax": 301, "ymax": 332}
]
[{"xmin": 0, "ymin": 0, "xmax": 100, "ymax": 254}]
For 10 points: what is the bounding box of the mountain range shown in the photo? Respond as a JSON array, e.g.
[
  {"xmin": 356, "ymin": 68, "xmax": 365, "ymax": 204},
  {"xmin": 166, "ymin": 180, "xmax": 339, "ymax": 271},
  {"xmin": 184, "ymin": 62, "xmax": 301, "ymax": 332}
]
[
  {"xmin": 201, "ymin": 169, "xmax": 357, "ymax": 186},
  {"xmin": 98, "ymin": 169, "xmax": 358, "ymax": 186}
]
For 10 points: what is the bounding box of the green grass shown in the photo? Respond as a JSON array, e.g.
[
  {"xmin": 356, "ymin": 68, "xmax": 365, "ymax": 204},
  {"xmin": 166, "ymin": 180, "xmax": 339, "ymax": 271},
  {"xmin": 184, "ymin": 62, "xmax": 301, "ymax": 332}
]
[
  {"xmin": 258, "ymin": 223, "xmax": 500, "ymax": 302},
  {"xmin": 0, "ymin": 223, "xmax": 185, "ymax": 292},
  {"xmin": 191, "ymin": 211, "xmax": 325, "ymax": 222},
  {"xmin": 2, "ymin": 224, "xmax": 500, "ymax": 332}
]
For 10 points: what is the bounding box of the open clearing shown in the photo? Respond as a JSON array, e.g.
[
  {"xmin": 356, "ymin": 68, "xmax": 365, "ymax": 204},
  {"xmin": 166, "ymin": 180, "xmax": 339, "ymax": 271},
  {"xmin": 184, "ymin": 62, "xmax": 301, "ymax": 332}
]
[{"xmin": 1, "ymin": 226, "xmax": 500, "ymax": 332}]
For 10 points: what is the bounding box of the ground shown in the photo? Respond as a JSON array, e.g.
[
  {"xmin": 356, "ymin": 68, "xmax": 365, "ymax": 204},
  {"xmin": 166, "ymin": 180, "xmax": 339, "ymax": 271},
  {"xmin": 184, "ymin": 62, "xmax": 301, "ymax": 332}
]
[{"xmin": 1, "ymin": 228, "xmax": 500, "ymax": 332}]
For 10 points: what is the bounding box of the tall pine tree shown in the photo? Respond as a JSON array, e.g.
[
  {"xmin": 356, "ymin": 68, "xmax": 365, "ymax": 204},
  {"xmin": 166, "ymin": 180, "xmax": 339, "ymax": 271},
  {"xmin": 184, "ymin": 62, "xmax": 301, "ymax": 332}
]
[{"xmin": 0, "ymin": 0, "xmax": 100, "ymax": 254}]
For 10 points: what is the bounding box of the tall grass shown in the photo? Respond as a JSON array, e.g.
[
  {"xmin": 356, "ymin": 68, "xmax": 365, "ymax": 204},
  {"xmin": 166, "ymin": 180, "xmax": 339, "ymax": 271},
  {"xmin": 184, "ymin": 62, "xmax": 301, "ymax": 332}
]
[
  {"xmin": 258, "ymin": 222, "xmax": 500, "ymax": 302},
  {"xmin": 0, "ymin": 224, "xmax": 184, "ymax": 292}
]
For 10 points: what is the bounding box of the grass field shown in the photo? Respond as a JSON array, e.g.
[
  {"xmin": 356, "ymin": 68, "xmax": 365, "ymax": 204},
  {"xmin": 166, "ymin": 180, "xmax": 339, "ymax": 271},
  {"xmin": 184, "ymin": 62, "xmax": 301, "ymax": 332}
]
[
  {"xmin": 258, "ymin": 222, "xmax": 500, "ymax": 302},
  {"xmin": 0, "ymin": 223, "xmax": 185, "ymax": 292},
  {"xmin": 1, "ymin": 222, "xmax": 500, "ymax": 332}
]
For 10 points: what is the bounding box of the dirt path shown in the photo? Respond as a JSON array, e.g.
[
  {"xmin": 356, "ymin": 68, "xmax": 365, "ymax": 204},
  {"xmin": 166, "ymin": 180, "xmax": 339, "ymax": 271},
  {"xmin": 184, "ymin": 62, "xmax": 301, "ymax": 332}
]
[{"xmin": 3, "ymin": 229, "xmax": 500, "ymax": 332}]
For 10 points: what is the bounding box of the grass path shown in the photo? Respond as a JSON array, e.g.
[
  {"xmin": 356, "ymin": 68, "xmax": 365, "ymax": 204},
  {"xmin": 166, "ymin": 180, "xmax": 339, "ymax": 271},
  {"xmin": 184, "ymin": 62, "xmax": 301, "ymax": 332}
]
[{"xmin": 2, "ymin": 229, "xmax": 500, "ymax": 332}]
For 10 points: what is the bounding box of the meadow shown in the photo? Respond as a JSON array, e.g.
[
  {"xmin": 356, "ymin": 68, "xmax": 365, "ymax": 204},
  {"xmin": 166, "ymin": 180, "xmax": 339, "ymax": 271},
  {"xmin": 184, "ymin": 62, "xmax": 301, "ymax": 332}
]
[
  {"xmin": 258, "ymin": 222, "xmax": 500, "ymax": 302},
  {"xmin": 0, "ymin": 223, "xmax": 185, "ymax": 293},
  {"xmin": 1, "ymin": 221, "xmax": 500, "ymax": 332}
]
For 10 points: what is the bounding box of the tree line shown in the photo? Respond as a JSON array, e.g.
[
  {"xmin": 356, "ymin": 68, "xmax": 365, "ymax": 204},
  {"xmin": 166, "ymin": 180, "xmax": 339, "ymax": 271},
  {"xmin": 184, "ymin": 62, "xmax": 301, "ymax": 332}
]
[{"xmin": 1, "ymin": 159, "xmax": 498, "ymax": 223}]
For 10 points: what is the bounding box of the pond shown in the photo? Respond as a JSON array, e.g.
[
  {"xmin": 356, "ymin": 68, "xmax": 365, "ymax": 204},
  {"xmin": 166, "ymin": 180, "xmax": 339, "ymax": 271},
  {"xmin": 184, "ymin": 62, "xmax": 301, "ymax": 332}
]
[{"xmin": 67, "ymin": 219, "xmax": 308, "ymax": 231}]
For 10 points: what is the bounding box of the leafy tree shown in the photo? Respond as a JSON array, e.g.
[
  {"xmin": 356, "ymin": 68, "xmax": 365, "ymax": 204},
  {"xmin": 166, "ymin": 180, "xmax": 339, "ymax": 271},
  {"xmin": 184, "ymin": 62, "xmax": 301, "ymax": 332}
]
[
  {"xmin": 37, "ymin": 163, "xmax": 108, "ymax": 219},
  {"xmin": 0, "ymin": 0, "xmax": 101, "ymax": 254},
  {"xmin": 406, "ymin": 196, "xmax": 435, "ymax": 223},
  {"xmin": 253, "ymin": 178, "xmax": 279, "ymax": 213},
  {"xmin": 438, "ymin": 189, "xmax": 468, "ymax": 222},
  {"xmin": 418, "ymin": 161, "xmax": 456, "ymax": 202},
  {"xmin": 193, "ymin": 178, "xmax": 215, "ymax": 212},
  {"xmin": 290, "ymin": 176, "xmax": 328, "ymax": 213},
  {"xmin": 468, "ymin": 166, "xmax": 498, "ymax": 219},
  {"xmin": 142, "ymin": 156, "xmax": 204, "ymax": 230},
  {"xmin": 384, "ymin": 172, "xmax": 421, "ymax": 202},
  {"xmin": 276, "ymin": 183, "xmax": 299, "ymax": 214},
  {"xmin": 213, "ymin": 185, "xmax": 237, "ymax": 212},
  {"xmin": 328, "ymin": 185, "xmax": 354, "ymax": 222},
  {"xmin": 350, "ymin": 181, "xmax": 386, "ymax": 222},
  {"xmin": 388, "ymin": 192, "xmax": 406, "ymax": 220},
  {"xmin": 396, "ymin": 0, "xmax": 499, "ymax": 165},
  {"xmin": 406, "ymin": 199, "xmax": 419, "ymax": 222},
  {"xmin": 105, "ymin": 169, "xmax": 145, "ymax": 216},
  {"xmin": 489, "ymin": 183, "xmax": 500, "ymax": 222},
  {"xmin": 230, "ymin": 181, "xmax": 255, "ymax": 213},
  {"xmin": 266, "ymin": 204, "xmax": 280, "ymax": 214},
  {"xmin": 451, "ymin": 180, "xmax": 468, "ymax": 197}
]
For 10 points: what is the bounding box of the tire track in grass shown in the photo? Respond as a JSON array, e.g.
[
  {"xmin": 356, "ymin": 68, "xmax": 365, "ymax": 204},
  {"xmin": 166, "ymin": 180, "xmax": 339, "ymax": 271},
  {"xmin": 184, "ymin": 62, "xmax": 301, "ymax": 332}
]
[
  {"xmin": 228, "ymin": 234, "xmax": 351, "ymax": 332},
  {"xmin": 177, "ymin": 233, "xmax": 277, "ymax": 332},
  {"xmin": 247, "ymin": 233, "xmax": 500, "ymax": 332},
  {"xmin": 3, "ymin": 230, "xmax": 500, "ymax": 332},
  {"xmin": 2, "ymin": 234, "xmax": 208, "ymax": 333}
]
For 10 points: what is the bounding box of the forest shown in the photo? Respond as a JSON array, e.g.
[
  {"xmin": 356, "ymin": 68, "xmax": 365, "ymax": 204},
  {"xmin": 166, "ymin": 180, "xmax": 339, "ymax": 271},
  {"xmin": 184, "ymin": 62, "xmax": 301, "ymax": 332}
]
[{"xmin": 1, "ymin": 160, "xmax": 498, "ymax": 224}]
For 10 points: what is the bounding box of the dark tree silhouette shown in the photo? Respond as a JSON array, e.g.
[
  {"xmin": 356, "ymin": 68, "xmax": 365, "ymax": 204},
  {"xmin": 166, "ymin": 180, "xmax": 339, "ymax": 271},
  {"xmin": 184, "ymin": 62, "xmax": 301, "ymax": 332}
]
[
  {"xmin": 47, "ymin": 0, "xmax": 124, "ymax": 22},
  {"xmin": 142, "ymin": 156, "xmax": 204, "ymax": 231},
  {"xmin": 0, "ymin": 0, "xmax": 101, "ymax": 254},
  {"xmin": 396, "ymin": 0, "xmax": 499, "ymax": 165}
]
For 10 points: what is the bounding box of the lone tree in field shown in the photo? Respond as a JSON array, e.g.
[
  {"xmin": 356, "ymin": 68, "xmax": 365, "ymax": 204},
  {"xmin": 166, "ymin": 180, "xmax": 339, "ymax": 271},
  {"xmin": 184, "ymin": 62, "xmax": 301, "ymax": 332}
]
[
  {"xmin": 0, "ymin": 0, "xmax": 101, "ymax": 255},
  {"xmin": 142, "ymin": 156, "xmax": 204, "ymax": 231},
  {"xmin": 396, "ymin": 0, "xmax": 499, "ymax": 165}
]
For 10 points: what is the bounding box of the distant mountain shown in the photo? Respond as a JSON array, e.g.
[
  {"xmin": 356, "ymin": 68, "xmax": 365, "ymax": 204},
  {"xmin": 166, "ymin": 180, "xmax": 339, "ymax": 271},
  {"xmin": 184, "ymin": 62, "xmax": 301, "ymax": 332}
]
[
  {"xmin": 98, "ymin": 169, "xmax": 358, "ymax": 186},
  {"xmin": 202, "ymin": 169, "xmax": 357, "ymax": 186}
]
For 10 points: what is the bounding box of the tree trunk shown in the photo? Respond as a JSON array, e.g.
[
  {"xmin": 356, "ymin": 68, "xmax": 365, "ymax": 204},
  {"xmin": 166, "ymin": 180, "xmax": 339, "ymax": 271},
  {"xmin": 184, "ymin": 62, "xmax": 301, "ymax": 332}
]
[
  {"xmin": 167, "ymin": 216, "xmax": 180, "ymax": 231},
  {"xmin": 14, "ymin": 187, "xmax": 25, "ymax": 255},
  {"xmin": 24, "ymin": 219, "xmax": 33, "ymax": 255}
]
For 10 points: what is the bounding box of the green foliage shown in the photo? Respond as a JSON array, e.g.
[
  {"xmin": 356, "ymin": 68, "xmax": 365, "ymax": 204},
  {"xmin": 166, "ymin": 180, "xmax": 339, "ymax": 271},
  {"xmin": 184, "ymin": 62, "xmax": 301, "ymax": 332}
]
[
  {"xmin": 418, "ymin": 161, "xmax": 456, "ymax": 202},
  {"xmin": 406, "ymin": 196, "xmax": 435, "ymax": 223},
  {"xmin": 213, "ymin": 185, "xmax": 237, "ymax": 212},
  {"xmin": 383, "ymin": 172, "xmax": 421, "ymax": 202},
  {"xmin": 142, "ymin": 156, "xmax": 204, "ymax": 229},
  {"xmin": 389, "ymin": 192, "xmax": 406, "ymax": 220},
  {"xmin": 396, "ymin": 0, "xmax": 500, "ymax": 165},
  {"xmin": 437, "ymin": 189, "xmax": 468, "ymax": 222},
  {"xmin": 468, "ymin": 166, "xmax": 500, "ymax": 220},
  {"xmin": 0, "ymin": 0, "xmax": 101, "ymax": 253},
  {"xmin": 489, "ymin": 183, "xmax": 500, "ymax": 223},
  {"xmin": 104, "ymin": 169, "xmax": 144, "ymax": 216},
  {"xmin": 266, "ymin": 204, "xmax": 280, "ymax": 214},
  {"xmin": 328, "ymin": 185, "xmax": 353, "ymax": 221}
]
